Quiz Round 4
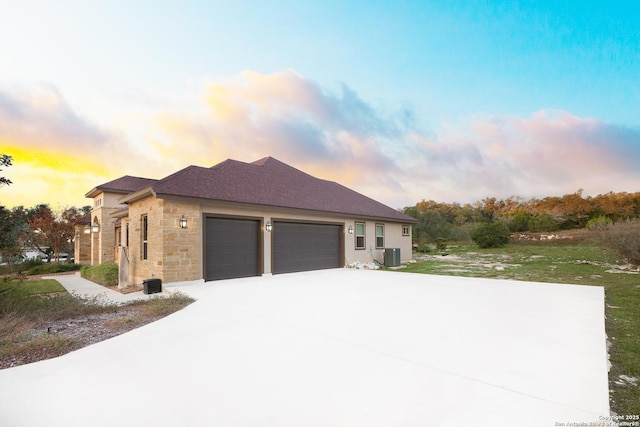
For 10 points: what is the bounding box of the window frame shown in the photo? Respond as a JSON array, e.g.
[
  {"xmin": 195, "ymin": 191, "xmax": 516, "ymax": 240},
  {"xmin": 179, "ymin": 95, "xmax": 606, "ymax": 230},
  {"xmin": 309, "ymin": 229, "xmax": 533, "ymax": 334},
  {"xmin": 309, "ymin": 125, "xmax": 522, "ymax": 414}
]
[
  {"xmin": 141, "ymin": 215, "xmax": 148, "ymax": 260},
  {"xmin": 402, "ymin": 225, "xmax": 410, "ymax": 236},
  {"xmin": 375, "ymin": 223, "xmax": 385, "ymax": 249},
  {"xmin": 355, "ymin": 222, "xmax": 366, "ymax": 250}
]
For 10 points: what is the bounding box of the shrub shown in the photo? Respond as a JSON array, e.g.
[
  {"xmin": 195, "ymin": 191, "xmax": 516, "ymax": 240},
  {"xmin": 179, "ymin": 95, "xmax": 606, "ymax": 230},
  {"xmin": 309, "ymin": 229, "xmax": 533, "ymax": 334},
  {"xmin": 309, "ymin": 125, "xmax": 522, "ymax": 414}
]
[
  {"xmin": 26, "ymin": 263, "xmax": 81, "ymax": 276},
  {"xmin": 81, "ymin": 263, "xmax": 119, "ymax": 286},
  {"xmin": 505, "ymin": 211, "xmax": 531, "ymax": 232},
  {"xmin": 593, "ymin": 219, "xmax": 640, "ymax": 265},
  {"xmin": 528, "ymin": 213, "xmax": 560, "ymax": 232},
  {"xmin": 419, "ymin": 244, "xmax": 432, "ymax": 253},
  {"xmin": 586, "ymin": 215, "xmax": 613, "ymax": 231},
  {"xmin": 472, "ymin": 221, "xmax": 511, "ymax": 248},
  {"xmin": 434, "ymin": 238, "xmax": 447, "ymax": 252}
]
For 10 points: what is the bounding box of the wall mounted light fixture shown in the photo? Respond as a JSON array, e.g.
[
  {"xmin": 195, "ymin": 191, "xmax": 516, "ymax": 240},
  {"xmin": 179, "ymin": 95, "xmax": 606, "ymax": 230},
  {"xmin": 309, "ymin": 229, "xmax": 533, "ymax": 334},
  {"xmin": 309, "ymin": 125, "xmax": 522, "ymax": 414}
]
[
  {"xmin": 179, "ymin": 215, "xmax": 187, "ymax": 229},
  {"xmin": 348, "ymin": 226, "xmax": 354, "ymax": 234},
  {"xmin": 266, "ymin": 222, "xmax": 273, "ymax": 232},
  {"xmin": 84, "ymin": 224, "xmax": 91, "ymax": 234},
  {"xmin": 91, "ymin": 220, "xmax": 100, "ymax": 233}
]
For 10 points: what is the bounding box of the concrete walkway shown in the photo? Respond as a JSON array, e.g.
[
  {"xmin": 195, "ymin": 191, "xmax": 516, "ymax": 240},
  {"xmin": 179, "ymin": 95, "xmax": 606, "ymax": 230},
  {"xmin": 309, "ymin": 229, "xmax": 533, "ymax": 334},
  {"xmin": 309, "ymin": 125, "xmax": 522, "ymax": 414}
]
[
  {"xmin": 43, "ymin": 272, "xmax": 174, "ymax": 304},
  {"xmin": 1, "ymin": 269, "xmax": 609, "ymax": 426}
]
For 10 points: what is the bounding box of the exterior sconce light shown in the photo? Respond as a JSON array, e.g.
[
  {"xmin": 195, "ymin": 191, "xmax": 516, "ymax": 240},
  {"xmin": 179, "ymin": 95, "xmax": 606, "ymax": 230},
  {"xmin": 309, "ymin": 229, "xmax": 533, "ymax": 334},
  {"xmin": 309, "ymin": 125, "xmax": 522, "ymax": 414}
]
[
  {"xmin": 91, "ymin": 220, "xmax": 100, "ymax": 233},
  {"xmin": 84, "ymin": 224, "xmax": 91, "ymax": 234},
  {"xmin": 348, "ymin": 226, "xmax": 354, "ymax": 234},
  {"xmin": 179, "ymin": 215, "xmax": 187, "ymax": 229},
  {"xmin": 266, "ymin": 222, "xmax": 273, "ymax": 232}
]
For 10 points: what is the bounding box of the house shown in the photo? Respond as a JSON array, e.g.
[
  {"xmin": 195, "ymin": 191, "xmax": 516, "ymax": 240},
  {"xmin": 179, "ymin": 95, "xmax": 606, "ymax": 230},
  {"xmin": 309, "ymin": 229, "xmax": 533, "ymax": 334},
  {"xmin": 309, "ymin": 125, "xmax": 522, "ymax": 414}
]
[{"xmin": 80, "ymin": 157, "xmax": 417, "ymax": 286}]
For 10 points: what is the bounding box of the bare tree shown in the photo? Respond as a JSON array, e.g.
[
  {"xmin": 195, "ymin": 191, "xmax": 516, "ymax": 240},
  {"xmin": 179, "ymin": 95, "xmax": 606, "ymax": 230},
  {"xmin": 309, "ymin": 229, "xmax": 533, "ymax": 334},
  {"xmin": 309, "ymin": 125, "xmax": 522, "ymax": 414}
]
[{"xmin": 0, "ymin": 154, "xmax": 12, "ymax": 187}]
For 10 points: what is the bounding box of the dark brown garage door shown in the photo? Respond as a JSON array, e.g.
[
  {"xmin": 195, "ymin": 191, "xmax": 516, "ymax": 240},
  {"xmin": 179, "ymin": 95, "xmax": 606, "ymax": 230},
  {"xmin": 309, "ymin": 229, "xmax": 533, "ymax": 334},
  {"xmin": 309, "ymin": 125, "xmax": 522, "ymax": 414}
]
[
  {"xmin": 272, "ymin": 222, "xmax": 341, "ymax": 274},
  {"xmin": 205, "ymin": 217, "xmax": 260, "ymax": 281}
]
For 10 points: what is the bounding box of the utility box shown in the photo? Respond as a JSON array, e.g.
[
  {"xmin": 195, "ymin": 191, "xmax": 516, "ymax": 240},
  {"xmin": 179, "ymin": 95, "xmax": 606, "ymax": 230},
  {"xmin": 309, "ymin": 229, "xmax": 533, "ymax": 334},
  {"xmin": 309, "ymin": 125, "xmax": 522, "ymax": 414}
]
[
  {"xmin": 384, "ymin": 248, "xmax": 401, "ymax": 267},
  {"xmin": 143, "ymin": 278, "xmax": 162, "ymax": 294}
]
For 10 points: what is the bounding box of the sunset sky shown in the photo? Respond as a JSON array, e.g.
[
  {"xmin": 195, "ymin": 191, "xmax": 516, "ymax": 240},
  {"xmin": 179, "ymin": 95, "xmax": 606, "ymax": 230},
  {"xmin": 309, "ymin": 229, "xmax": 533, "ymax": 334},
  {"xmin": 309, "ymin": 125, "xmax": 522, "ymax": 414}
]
[{"xmin": 1, "ymin": 1, "xmax": 639, "ymax": 210}]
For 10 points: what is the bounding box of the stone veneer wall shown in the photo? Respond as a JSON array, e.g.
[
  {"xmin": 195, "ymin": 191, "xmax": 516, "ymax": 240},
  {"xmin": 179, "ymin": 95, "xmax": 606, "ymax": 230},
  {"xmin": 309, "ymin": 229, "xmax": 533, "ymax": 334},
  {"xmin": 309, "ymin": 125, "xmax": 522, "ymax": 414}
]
[
  {"xmin": 126, "ymin": 198, "xmax": 203, "ymax": 285},
  {"xmin": 127, "ymin": 196, "xmax": 164, "ymax": 285},
  {"xmin": 73, "ymin": 225, "xmax": 91, "ymax": 265},
  {"xmin": 90, "ymin": 206, "xmax": 120, "ymax": 265},
  {"xmin": 160, "ymin": 200, "xmax": 202, "ymax": 283}
]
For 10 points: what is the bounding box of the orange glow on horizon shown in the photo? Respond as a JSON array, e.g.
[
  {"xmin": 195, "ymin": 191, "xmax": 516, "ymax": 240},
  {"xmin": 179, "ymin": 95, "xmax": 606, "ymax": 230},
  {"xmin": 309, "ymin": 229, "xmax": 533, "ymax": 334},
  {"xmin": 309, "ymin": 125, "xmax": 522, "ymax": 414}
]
[{"xmin": 0, "ymin": 141, "xmax": 113, "ymax": 208}]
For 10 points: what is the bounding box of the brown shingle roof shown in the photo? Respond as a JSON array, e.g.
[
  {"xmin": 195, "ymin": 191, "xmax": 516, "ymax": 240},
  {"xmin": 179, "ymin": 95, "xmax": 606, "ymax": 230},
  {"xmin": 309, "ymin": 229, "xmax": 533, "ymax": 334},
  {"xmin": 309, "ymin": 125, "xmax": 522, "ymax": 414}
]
[
  {"xmin": 147, "ymin": 157, "xmax": 415, "ymax": 223},
  {"xmin": 85, "ymin": 176, "xmax": 159, "ymax": 198}
]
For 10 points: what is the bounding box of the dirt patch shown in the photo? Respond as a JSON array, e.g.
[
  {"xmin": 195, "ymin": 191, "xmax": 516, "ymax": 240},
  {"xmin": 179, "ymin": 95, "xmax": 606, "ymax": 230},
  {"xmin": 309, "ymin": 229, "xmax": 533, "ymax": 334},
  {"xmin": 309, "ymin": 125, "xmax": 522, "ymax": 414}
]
[
  {"xmin": 105, "ymin": 284, "xmax": 144, "ymax": 294},
  {"xmin": 0, "ymin": 304, "xmax": 183, "ymax": 370}
]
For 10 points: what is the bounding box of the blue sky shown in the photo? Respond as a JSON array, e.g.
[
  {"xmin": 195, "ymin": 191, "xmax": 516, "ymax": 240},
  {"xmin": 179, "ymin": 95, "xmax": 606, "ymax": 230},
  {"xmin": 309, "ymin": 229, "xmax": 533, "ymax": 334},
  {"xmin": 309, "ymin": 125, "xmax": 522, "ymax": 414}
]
[{"xmin": 1, "ymin": 1, "xmax": 639, "ymax": 208}]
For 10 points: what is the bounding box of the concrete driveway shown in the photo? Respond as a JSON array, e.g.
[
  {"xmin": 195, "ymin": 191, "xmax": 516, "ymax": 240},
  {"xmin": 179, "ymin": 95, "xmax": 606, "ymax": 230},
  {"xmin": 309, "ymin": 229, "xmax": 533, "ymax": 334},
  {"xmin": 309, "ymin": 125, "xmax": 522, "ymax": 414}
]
[{"xmin": 0, "ymin": 269, "xmax": 609, "ymax": 426}]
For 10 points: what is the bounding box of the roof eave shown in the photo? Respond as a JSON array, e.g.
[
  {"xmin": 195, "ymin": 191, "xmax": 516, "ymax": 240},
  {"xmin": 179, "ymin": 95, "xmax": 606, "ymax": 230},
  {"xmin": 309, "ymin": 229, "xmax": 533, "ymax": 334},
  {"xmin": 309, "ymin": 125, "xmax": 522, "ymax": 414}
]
[
  {"xmin": 118, "ymin": 187, "xmax": 156, "ymax": 204},
  {"xmin": 110, "ymin": 207, "xmax": 130, "ymax": 219},
  {"xmin": 86, "ymin": 187, "xmax": 137, "ymax": 199},
  {"xmin": 154, "ymin": 192, "xmax": 417, "ymax": 223}
]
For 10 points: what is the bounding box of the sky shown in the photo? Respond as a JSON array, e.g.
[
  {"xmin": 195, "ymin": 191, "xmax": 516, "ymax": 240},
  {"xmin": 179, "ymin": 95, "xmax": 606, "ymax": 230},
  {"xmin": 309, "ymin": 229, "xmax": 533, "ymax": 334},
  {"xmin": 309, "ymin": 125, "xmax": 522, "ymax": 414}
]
[{"xmin": 0, "ymin": 0, "xmax": 639, "ymax": 210}]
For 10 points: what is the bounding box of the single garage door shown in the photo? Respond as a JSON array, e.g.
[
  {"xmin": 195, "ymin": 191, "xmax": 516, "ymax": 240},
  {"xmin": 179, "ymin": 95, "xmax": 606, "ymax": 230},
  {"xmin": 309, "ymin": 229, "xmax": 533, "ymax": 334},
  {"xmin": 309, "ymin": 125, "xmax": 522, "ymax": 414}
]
[
  {"xmin": 273, "ymin": 222, "xmax": 341, "ymax": 274},
  {"xmin": 205, "ymin": 217, "xmax": 260, "ymax": 281}
]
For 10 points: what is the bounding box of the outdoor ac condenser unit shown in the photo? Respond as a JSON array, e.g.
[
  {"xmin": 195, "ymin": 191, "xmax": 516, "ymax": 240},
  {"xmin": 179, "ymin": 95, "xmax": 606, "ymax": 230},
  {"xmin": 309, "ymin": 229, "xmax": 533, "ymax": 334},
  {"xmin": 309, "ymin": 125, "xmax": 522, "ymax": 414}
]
[
  {"xmin": 383, "ymin": 248, "xmax": 401, "ymax": 267},
  {"xmin": 143, "ymin": 278, "xmax": 162, "ymax": 294}
]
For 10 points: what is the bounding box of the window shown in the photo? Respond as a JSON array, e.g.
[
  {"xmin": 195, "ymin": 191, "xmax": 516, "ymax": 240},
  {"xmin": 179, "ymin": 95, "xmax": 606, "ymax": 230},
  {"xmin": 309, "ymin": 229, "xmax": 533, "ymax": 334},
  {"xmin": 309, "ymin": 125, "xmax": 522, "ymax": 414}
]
[
  {"xmin": 375, "ymin": 224, "xmax": 384, "ymax": 248},
  {"xmin": 402, "ymin": 225, "xmax": 410, "ymax": 236},
  {"xmin": 125, "ymin": 222, "xmax": 129, "ymax": 247},
  {"xmin": 355, "ymin": 222, "xmax": 365, "ymax": 249},
  {"xmin": 142, "ymin": 215, "xmax": 148, "ymax": 260}
]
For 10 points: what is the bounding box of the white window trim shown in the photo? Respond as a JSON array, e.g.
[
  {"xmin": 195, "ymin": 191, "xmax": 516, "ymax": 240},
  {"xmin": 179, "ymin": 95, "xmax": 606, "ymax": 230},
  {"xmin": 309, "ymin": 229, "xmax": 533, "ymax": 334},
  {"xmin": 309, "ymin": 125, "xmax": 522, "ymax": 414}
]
[
  {"xmin": 375, "ymin": 223, "xmax": 385, "ymax": 249},
  {"xmin": 355, "ymin": 222, "xmax": 366, "ymax": 250}
]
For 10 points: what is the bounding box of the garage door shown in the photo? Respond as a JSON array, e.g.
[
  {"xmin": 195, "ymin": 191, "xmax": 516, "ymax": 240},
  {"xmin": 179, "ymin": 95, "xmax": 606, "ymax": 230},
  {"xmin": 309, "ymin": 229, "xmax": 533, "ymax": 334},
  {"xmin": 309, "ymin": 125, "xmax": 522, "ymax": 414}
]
[
  {"xmin": 273, "ymin": 222, "xmax": 341, "ymax": 274},
  {"xmin": 205, "ymin": 217, "xmax": 260, "ymax": 281}
]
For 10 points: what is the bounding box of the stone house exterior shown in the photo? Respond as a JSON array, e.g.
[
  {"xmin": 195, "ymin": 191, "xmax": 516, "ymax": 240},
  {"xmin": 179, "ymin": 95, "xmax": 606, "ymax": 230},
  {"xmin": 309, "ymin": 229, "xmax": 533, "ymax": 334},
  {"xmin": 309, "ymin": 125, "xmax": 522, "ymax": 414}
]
[
  {"xmin": 72, "ymin": 216, "xmax": 91, "ymax": 265},
  {"xmin": 82, "ymin": 157, "xmax": 416, "ymax": 287}
]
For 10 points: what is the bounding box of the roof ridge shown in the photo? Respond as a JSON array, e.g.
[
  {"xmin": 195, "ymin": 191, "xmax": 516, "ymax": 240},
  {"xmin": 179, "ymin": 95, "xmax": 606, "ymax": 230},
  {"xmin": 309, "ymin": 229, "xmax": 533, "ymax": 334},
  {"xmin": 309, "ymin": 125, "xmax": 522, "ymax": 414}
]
[
  {"xmin": 103, "ymin": 157, "xmax": 416, "ymax": 223},
  {"xmin": 250, "ymin": 156, "xmax": 275, "ymax": 166}
]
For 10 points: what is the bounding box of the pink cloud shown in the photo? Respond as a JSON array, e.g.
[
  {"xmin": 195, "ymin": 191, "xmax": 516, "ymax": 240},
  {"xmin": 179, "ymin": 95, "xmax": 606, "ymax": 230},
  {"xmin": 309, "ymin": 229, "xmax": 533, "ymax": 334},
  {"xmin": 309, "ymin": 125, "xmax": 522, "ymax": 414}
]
[
  {"xmin": 405, "ymin": 110, "xmax": 640, "ymax": 203},
  {"xmin": 155, "ymin": 70, "xmax": 409, "ymax": 195},
  {"xmin": 3, "ymin": 75, "xmax": 638, "ymax": 209}
]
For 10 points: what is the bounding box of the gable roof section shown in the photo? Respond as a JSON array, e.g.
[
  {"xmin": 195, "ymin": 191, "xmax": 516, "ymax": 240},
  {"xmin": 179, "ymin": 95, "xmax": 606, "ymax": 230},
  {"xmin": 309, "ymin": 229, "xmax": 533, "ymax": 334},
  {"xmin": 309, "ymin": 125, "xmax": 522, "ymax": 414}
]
[
  {"xmin": 85, "ymin": 176, "xmax": 159, "ymax": 198},
  {"xmin": 141, "ymin": 157, "xmax": 416, "ymax": 223}
]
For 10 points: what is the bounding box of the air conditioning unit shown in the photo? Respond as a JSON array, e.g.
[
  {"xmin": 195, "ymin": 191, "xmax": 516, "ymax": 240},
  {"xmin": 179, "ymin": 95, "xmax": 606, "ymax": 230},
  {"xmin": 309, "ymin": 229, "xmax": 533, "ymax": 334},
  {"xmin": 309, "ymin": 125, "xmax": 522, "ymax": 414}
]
[
  {"xmin": 143, "ymin": 278, "xmax": 162, "ymax": 294},
  {"xmin": 384, "ymin": 248, "xmax": 401, "ymax": 267}
]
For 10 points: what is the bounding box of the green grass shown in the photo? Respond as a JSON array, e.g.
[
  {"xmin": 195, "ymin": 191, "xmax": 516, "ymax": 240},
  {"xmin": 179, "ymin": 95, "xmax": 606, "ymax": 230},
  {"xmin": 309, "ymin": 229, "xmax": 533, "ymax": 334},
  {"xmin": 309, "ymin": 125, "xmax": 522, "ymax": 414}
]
[
  {"xmin": 402, "ymin": 238, "xmax": 640, "ymax": 414},
  {"xmin": 0, "ymin": 279, "xmax": 65, "ymax": 297},
  {"xmin": 25, "ymin": 263, "xmax": 80, "ymax": 275},
  {"xmin": 80, "ymin": 263, "xmax": 118, "ymax": 287}
]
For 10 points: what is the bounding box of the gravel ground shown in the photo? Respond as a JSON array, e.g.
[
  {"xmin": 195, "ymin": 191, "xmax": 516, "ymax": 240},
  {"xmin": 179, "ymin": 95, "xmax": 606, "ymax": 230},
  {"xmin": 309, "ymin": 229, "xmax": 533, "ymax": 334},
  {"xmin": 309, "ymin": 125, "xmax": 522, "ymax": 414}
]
[{"xmin": 1, "ymin": 304, "xmax": 166, "ymax": 370}]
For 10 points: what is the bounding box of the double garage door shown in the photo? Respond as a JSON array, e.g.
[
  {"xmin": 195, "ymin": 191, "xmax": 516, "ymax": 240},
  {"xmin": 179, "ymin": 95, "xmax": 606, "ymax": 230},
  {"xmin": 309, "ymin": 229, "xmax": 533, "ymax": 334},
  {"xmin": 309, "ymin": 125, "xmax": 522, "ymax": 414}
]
[{"xmin": 205, "ymin": 218, "xmax": 341, "ymax": 281}]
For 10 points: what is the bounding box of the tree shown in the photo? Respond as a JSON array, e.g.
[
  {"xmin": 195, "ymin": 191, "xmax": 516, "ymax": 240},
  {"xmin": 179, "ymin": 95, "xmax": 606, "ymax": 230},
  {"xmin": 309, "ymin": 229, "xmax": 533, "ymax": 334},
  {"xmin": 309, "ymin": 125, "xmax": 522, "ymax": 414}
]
[
  {"xmin": 27, "ymin": 205, "xmax": 83, "ymax": 262},
  {"xmin": 0, "ymin": 154, "xmax": 12, "ymax": 187},
  {"xmin": 0, "ymin": 206, "xmax": 29, "ymax": 263},
  {"xmin": 558, "ymin": 189, "xmax": 593, "ymax": 228}
]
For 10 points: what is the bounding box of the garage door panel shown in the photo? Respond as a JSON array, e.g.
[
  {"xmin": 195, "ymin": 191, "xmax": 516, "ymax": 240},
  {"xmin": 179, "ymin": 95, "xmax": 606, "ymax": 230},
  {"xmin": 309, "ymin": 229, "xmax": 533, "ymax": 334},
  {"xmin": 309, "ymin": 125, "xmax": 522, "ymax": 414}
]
[
  {"xmin": 206, "ymin": 218, "xmax": 259, "ymax": 281},
  {"xmin": 273, "ymin": 222, "xmax": 341, "ymax": 274}
]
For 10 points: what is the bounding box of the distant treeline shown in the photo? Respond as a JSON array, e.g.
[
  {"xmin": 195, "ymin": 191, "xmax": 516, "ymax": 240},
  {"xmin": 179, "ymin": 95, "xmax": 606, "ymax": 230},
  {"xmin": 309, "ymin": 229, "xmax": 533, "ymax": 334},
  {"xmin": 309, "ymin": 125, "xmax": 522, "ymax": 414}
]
[{"xmin": 403, "ymin": 190, "xmax": 640, "ymax": 245}]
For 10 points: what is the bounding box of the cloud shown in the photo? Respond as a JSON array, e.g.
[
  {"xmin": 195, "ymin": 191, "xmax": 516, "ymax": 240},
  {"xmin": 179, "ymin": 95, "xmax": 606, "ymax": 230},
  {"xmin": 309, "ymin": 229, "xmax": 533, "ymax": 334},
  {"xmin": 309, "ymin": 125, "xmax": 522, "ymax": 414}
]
[
  {"xmin": 0, "ymin": 83, "xmax": 132, "ymax": 207},
  {"xmin": 2, "ymin": 73, "xmax": 639, "ymax": 210},
  {"xmin": 145, "ymin": 71, "xmax": 640, "ymax": 207},
  {"xmin": 403, "ymin": 110, "xmax": 640, "ymax": 203},
  {"xmin": 153, "ymin": 69, "xmax": 411, "ymax": 195},
  {"xmin": 0, "ymin": 83, "xmax": 111, "ymax": 150}
]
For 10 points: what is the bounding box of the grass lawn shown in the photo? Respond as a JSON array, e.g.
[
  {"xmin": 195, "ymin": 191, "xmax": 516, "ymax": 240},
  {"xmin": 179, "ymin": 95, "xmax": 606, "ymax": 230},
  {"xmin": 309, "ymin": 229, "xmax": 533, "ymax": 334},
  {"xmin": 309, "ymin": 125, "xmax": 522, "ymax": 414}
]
[
  {"xmin": 0, "ymin": 278, "xmax": 65, "ymax": 297},
  {"xmin": 399, "ymin": 237, "xmax": 640, "ymax": 414},
  {"xmin": 0, "ymin": 278, "xmax": 194, "ymax": 369}
]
